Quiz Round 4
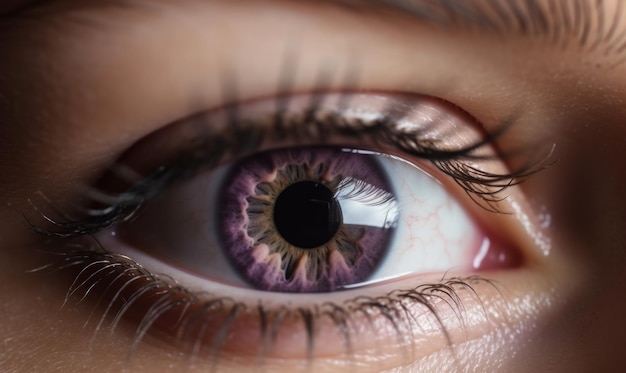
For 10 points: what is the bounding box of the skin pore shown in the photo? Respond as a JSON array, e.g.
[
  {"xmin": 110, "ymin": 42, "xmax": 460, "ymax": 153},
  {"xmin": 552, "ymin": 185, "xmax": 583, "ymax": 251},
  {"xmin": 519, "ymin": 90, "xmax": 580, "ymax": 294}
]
[{"xmin": 1, "ymin": 0, "xmax": 626, "ymax": 371}]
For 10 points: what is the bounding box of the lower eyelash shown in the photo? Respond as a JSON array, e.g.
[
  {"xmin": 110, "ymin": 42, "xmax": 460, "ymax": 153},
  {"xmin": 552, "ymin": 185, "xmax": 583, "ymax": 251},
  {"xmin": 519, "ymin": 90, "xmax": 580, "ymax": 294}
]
[{"xmin": 28, "ymin": 241, "xmax": 500, "ymax": 367}]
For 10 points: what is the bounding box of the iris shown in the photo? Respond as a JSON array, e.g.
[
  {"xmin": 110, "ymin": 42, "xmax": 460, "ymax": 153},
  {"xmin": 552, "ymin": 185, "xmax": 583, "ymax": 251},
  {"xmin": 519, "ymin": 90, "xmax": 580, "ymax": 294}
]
[{"xmin": 219, "ymin": 147, "xmax": 398, "ymax": 292}]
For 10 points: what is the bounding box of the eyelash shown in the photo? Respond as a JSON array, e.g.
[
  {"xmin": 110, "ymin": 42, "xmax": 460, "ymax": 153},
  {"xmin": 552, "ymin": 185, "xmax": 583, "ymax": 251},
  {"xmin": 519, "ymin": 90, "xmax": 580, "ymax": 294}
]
[
  {"xmin": 25, "ymin": 91, "xmax": 548, "ymax": 364},
  {"xmin": 28, "ymin": 93, "xmax": 549, "ymax": 239},
  {"xmin": 31, "ymin": 246, "xmax": 498, "ymax": 363}
]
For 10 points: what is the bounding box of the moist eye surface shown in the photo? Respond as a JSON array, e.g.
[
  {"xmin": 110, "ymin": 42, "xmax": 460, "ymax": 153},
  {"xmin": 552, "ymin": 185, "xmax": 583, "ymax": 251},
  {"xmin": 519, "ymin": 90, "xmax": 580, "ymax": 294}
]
[{"xmin": 42, "ymin": 92, "xmax": 526, "ymax": 296}]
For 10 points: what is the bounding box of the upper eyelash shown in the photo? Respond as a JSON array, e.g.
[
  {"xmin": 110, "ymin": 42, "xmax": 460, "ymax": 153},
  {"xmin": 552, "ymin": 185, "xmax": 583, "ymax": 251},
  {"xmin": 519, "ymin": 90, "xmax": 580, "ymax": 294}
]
[
  {"xmin": 335, "ymin": 176, "xmax": 397, "ymax": 207},
  {"xmin": 26, "ymin": 94, "xmax": 552, "ymax": 239},
  {"xmin": 28, "ymin": 245, "xmax": 499, "ymax": 366}
]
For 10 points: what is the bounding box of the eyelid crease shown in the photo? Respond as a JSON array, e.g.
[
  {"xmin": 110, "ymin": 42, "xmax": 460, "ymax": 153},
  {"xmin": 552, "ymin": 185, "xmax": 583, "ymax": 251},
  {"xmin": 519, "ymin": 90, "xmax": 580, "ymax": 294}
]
[{"xmin": 25, "ymin": 92, "xmax": 552, "ymax": 239}]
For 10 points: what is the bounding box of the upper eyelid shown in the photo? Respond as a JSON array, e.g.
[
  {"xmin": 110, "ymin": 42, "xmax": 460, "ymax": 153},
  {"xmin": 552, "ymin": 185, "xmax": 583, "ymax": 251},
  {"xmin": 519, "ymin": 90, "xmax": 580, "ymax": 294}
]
[
  {"xmin": 1, "ymin": 0, "xmax": 588, "ymax": 215},
  {"xmin": 25, "ymin": 92, "xmax": 551, "ymax": 241}
]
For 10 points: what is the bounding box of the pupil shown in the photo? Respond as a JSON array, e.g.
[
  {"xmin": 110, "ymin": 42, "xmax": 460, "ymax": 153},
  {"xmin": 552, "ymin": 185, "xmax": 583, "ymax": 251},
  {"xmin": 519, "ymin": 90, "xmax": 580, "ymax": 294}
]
[{"xmin": 274, "ymin": 181, "xmax": 342, "ymax": 249}]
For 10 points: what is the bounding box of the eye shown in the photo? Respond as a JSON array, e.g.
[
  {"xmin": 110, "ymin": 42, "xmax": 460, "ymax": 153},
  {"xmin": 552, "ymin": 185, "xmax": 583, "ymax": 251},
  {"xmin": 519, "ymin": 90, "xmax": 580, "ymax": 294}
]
[
  {"xmin": 116, "ymin": 144, "xmax": 507, "ymax": 293},
  {"xmin": 32, "ymin": 92, "xmax": 539, "ymax": 362},
  {"xmin": 71, "ymin": 91, "xmax": 524, "ymax": 291}
]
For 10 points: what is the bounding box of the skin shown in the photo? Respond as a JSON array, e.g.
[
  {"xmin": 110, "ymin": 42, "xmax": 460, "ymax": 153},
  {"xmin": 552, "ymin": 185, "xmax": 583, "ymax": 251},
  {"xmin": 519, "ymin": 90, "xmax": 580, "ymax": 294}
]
[{"xmin": 1, "ymin": 0, "xmax": 626, "ymax": 371}]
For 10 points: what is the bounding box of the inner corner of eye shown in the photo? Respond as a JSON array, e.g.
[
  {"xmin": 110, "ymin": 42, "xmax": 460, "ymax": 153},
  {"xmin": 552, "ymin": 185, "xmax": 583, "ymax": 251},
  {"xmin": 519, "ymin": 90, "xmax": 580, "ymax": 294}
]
[{"xmin": 105, "ymin": 139, "xmax": 522, "ymax": 296}]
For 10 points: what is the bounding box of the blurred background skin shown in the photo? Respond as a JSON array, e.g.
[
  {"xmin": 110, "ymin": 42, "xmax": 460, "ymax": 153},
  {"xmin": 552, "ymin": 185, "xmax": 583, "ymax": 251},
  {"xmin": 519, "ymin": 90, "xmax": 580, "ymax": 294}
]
[{"xmin": 1, "ymin": 1, "xmax": 626, "ymax": 372}]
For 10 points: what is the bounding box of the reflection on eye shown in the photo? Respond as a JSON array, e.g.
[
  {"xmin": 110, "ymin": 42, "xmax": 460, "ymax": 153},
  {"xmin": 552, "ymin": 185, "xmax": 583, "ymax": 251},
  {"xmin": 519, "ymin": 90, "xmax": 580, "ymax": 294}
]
[{"xmin": 30, "ymin": 92, "xmax": 535, "ymax": 362}]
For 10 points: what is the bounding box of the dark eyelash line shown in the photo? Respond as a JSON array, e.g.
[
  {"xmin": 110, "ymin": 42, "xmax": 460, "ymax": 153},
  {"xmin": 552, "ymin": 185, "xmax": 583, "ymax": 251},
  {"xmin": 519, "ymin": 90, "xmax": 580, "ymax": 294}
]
[
  {"xmin": 26, "ymin": 92, "xmax": 551, "ymax": 239},
  {"xmin": 434, "ymin": 142, "xmax": 555, "ymax": 213},
  {"xmin": 28, "ymin": 244, "xmax": 499, "ymax": 368}
]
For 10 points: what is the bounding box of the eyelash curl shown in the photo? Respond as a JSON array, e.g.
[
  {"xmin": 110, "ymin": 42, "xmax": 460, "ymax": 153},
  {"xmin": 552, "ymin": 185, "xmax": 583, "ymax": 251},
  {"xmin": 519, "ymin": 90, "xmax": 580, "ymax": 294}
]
[
  {"xmin": 28, "ymin": 92, "xmax": 552, "ymax": 239},
  {"xmin": 25, "ymin": 91, "xmax": 551, "ymax": 368},
  {"xmin": 29, "ymin": 245, "xmax": 500, "ymax": 369}
]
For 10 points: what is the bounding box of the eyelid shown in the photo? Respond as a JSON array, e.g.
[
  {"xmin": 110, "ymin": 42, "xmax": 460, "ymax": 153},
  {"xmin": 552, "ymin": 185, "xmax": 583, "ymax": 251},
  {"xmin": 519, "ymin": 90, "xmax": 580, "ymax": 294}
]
[
  {"xmin": 27, "ymin": 92, "xmax": 536, "ymax": 238},
  {"xmin": 114, "ymin": 93, "xmax": 493, "ymax": 170},
  {"xmin": 0, "ymin": 0, "xmax": 556, "ymax": 179},
  {"xmin": 38, "ymin": 244, "xmax": 508, "ymax": 364},
  {"xmin": 3, "ymin": 4, "xmax": 578, "ymax": 241}
]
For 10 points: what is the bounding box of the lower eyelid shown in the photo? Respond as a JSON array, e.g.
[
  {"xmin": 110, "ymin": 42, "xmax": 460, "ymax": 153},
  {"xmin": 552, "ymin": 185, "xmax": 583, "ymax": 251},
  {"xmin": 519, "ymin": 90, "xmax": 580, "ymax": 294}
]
[
  {"xmin": 22, "ymin": 190, "xmax": 548, "ymax": 369},
  {"xmin": 20, "ymin": 183, "xmax": 550, "ymax": 370},
  {"xmin": 36, "ymin": 236, "xmax": 546, "ymax": 371}
]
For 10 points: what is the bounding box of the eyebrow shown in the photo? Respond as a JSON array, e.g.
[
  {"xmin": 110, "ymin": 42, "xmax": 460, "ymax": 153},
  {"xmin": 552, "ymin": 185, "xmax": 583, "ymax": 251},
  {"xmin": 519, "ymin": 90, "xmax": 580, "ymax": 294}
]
[
  {"xmin": 340, "ymin": 0, "xmax": 626, "ymax": 58},
  {"xmin": 4, "ymin": 0, "xmax": 626, "ymax": 59}
]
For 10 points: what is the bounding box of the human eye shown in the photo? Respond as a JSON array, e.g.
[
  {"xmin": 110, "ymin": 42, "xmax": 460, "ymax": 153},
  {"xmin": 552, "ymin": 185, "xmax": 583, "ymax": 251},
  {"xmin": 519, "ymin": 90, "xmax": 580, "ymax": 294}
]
[
  {"xmin": 55, "ymin": 90, "xmax": 528, "ymax": 283},
  {"xmin": 3, "ymin": 0, "xmax": 626, "ymax": 372},
  {"xmin": 31, "ymin": 89, "xmax": 538, "ymax": 364}
]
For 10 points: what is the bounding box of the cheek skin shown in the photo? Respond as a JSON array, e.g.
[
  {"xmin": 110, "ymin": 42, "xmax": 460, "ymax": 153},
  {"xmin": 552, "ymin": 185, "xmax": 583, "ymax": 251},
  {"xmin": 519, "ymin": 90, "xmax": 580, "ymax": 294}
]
[{"xmin": 496, "ymin": 96, "xmax": 626, "ymax": 372}]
